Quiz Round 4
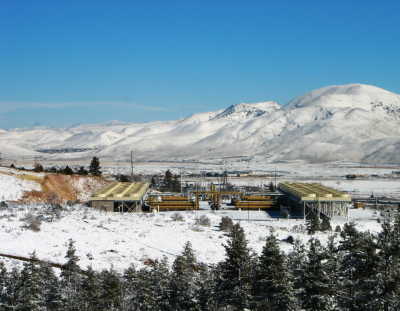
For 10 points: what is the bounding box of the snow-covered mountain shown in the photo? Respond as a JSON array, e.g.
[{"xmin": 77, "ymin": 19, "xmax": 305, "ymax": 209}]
[{"xmin": 1, "ymin": 84, "xmax": 400, "ymax": 164}]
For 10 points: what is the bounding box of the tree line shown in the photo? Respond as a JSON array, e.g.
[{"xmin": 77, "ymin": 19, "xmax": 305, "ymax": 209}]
[{"xmin": 2, "ymin": 217, "xmax": 400, "ymax": 310}]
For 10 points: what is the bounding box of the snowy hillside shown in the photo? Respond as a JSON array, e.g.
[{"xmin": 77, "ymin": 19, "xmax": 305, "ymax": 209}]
[{"xmin": 1, "ymin": 84, "xmax": 400, "ymax": 163}]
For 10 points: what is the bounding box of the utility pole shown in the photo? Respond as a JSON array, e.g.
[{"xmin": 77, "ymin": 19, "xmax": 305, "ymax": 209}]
[
  {"xmin": 180, "ymin": 167, "xmax": 183, "ymax": 195},
  {"xmin": 131, "ymin": 151, "xmax": 134, "ymax": 183}
]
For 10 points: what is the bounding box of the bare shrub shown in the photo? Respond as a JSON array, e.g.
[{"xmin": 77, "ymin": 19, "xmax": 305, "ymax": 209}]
[
  {"xmin": 195, "ymin": 214, "xmax": 211, "ymax": 227},
  {"xmin": 24, "ymin": 212, "xmax": 41, "ymax": 231},
  {"xmin": 171, "ymin": 212, "xmax": 184, "ymax": 222},
  {"xmin": 190, "ymin": 224, "xmax": 204, "ymax": 232},
  {"xmin": 45, "ymin": 192, "xmax": 62, "ymax": 222},
  {"xmin": 219, "ymin": 216, "xmax": 233, "ymax": 232}
]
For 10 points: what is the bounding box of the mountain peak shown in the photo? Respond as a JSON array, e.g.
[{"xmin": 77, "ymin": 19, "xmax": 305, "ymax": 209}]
[
  {"xmin": 283, "ymin": 84, "xmax": 400, "ymax": 112},
  {"xmin": 211, "ymin": 101, "xmax": 280, "ymax": 121}
]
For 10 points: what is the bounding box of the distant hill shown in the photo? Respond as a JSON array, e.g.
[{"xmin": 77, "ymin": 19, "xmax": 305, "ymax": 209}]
[{"xmin": 1, "ymin": 84, "xmax": 400, "ymax": 164}]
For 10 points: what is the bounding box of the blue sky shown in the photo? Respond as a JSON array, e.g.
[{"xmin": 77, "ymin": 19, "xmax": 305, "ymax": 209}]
[{"xmin": 0, "ymin": 0, "xmax": 399, "ymax": 129}]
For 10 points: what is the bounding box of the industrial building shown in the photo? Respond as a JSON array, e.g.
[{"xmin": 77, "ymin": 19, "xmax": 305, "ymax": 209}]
[
  {"xmin": 278, "ymin": 182, "xmax": 351, "ymax": 219},
  {"xmin": 90, "ymin": 182, "xmax": 150, "ymax": 212}
]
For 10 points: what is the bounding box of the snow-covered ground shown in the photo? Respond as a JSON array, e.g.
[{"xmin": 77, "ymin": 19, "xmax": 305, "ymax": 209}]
[
  {"xmin": 0, "ymin": 202, "xmax": 384, "ymax": 273},
  {"xmin": 0, "ymin": 162, "xmax": 397, "ymax": 273},
  {"xmin": 0, "ymin": 167, "xmax": 43, "ymax": 201}
]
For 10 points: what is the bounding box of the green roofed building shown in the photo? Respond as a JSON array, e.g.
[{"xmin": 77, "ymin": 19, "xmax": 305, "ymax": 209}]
[{"xmin": 90, "ymin": 182, "xmax": 150, "ymax": 212}]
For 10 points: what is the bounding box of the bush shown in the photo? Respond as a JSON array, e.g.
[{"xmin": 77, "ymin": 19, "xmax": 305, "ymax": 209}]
[
  {"xmin": 219, "ymin": 216, "xmax": 233, "ymax": 232},
  {"xmin": 286, "ymin": 235, "xmax": 294, "ymax": 244},
  {"xmin": 321, "ymin": 218, "xmax": 332, "ymax": 232},
  {"xmin": 46, "ymin": 192, "xmax": 62, "ymax": 221},
  {"xmin": 24, "ymin": 212, "xmax": 41, "ymax": 231},
  {"xmin": 171, "ymin": 212, "xmax": 184, "ymax": 222},
  {"xmin": 10, "ymin": 164, "xmax": 15, "ymax": 168},
  {"xmin": 335, "ymin": 225, "xmax": 341, "ymax": 233},
  {"xmin": 195, "ymin": 214, "xmax": 211, "ymax": 227},
  {"xmin": 0, "ymin": 201, "xmax": 7, "ymax": 210}
]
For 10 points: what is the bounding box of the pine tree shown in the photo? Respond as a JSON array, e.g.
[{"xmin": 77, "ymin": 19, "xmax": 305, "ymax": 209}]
[
  {"xmin": 217, "ymin": 223, "xmax": 254, "ymax": 310},
  {"xmin": 268, "ymin": 181, "xmax": 276, "ymax": 192},
  {"xmin": 299, "ymin": 237, "xmax": 334, "ymax": 310},
  {"xmin": 306, "ymin": 209, "xmax": 320, "ymax": 235},
  {"xmin": 0, "ymin": 261, "xmax": 7, "ymax": 308},
  {"xmin": 132, "ymin": 258, "xmax": 171, "ymax": 311},
  {"xmin": 63, "ymin": 165, "xmax": 74, "ymax": 175},
  {"xmin": 3, "ymin": 266, "xmax": 20, "ymax": 311},
  {"xmin": 170, "ymin": 242, "xmax": 199, "ymax": 310},
  {"xmin": 122, "ymin": 264, "xmax": 138, "ymax": 311},
  {"xmin": 196, "ymin": 263, "xmax": 217, "ymax": 311},
  {"xmin": 60, "ymin": 239, "xmax": 83, "ymax": 310},
  {"xmin": 119, "ymin": 175, "xmax": 130, "ymax": 182},
  {"xmin": 368, "ymin": 218, "xmax": 400, "ymax": 311},
  {"xmin": 323, "ymin": 234, "xmax": 342, "ymax": 309},
  {"xmin": 99, "ymin": 267, "xmax": 121, "ymax": 310},
  {"xmin": 131, "ymin": 268, "xmax": 156, "ymax": 311},
  {"xmin": 89, "ymin": 156, "xmax": 102, "ymax": 176},
  {"xmin": 252, "ymin": 233, "xmax": 296, "ymax": 311},
  {"xmin": 164, "ymin": 170, "xmax": 173, "ymax": 191},
  {"xmin": 337, "ymin": 222, "xmax": 364, "ymax": 309},
  {"xmin": 172, "ymin": 174, "xmax": 181, "ymax": 193},
  {"xmin": 77, "ymin": 166, "xmax": 89, "ymax": 175},
  {"xmin": 320, "ymin": 217, "xmax": 332, "ymax": 232},
  {"xmin": 15, "ymin": 251, "xmax": 45, "ymax": 310},
  {"xmin": 286, "ymin": 237, "xmax": 306, "ymax": 299},
  {"xmin": 41, "ymin": 262, "xmax": 62, "ymax": 311},
  {"xmin": 151, "ymin": 257, "xmax": 171, "ymax": 310},
  {"xmin": 81, "ymin": 266, "xmax": 102, "ymax": 311}
]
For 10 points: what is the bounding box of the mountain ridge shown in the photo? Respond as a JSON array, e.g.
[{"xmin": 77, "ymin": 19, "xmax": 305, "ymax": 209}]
[{"xmin": 1, "ymin": 84, "xmax": 400, "ymax": 164}]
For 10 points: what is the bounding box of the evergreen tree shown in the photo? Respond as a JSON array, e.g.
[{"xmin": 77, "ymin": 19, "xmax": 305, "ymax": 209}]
[
  {"xmin": 3, "ymin": 267, "xmax": 20, "ymax": 311},
  {"xmin": 369, "ymin": 218, "xmax": 400, "ymax": 311},
  {"xmin": 196, "ymin": 263, "xmax": 217, "ymax": 311},
  {"xmin": 151, "ymin": 176, "xmax": 157, "ymax": 187},
  {"xmin": 0, "ymin": 261, "xmax": 7, "ymax": 308},
  {"xmin": 131, "ymin": 268, "xmax": 156, "ymax": 311},
  {"xmin": 63, "ymin": 165, "xmax": 74, "ymax": 175},
  {"xmin": 15, "ymin": 251, "xmax": 45, "ymax": 310},
  {"xmin": 320, "ymin": 217, "xmax": 332, "ymax": 232},
  {"xmin": 306, "ymin": 209, "xmax": 320, "ymax": 235},
  {"xmin": 118, "ymin": 175, "xmax": 130, "ymax": 182},
  {"xmin": 337, "ymin": 222, "xmax": 364, "ymax": 309},
  {"xmin": 323, "ymin": 234, "xmax": 342, "ymax": 309},
  {"xmin": 268, "ymin": 181, "xmax": 276, "ymax": 192},
  {"xmin": 252, "ymin": 233, "xmax": 295, "ymax": 311},
  {"xmin": 132, "ymin": 258, "xmax": 171, "ymax": 311},
  {"xmin": 299, "ymin": 237, "xmax": 334, "ymax": 310},
  {"xmin": 164, "ymin": 170, "xmax": 173, "ymax": 191},
  {"xmin": 122, "ymin": 264, "xmax": 138, "ymax": 311},
  {"xmin": 170, "ymin": 242, "xmax": 199, "ymax": 310},
  {"xmin": 77, "ymin": 166, "xmax": 89, "ymax": 175},
  {"xmin": 286, "ymin": 237, "xmax": 306, "ymax": 307},
  {"xmin": 99, "ymin": 267, "xmax": 121, "ymax": 310},
  {"xmin": 89, "ymin": 157, "xmax": 102, "ymax": 176},
  {"xmin": 60, "ymin": 239, "xmax": 82, "ymax": 310},
  {"xmin": 41, "ymin": 262, "xmax": 62, "ymax": 311},
  {"xmin": 81, "ymin": 266, "xmax": 102, "ymax": 311},
  {"xmin": 151, "ymin": 257, "xmax": 171, "ymax": 310},
  {"xmin": 217, "ymin": 223, "xmax": 254, "ymax": 310},
  {"xmin": 172, "ymin": 174, "xmax": 181, "ymax": 193}
]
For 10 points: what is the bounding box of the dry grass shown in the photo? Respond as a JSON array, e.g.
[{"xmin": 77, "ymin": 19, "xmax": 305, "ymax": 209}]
[{"xmin": 20, "ymin": 174, "xmax": 110, "ymax": 204}]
